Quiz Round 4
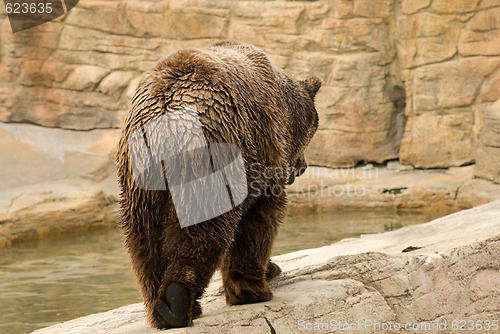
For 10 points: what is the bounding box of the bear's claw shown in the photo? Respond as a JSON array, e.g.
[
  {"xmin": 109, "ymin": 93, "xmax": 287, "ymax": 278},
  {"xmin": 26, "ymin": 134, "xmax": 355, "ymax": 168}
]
[
  {"xmin": 153, "ymin": 282, "xmax": 190, "ymax": 329},
  {"xmin": 266, "ymin": 261, "xmax": 282, "ymax": 281}
]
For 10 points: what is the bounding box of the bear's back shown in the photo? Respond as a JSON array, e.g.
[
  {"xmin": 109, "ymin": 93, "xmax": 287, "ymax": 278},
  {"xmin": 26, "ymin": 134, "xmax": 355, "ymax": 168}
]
[{"xmin": 124, "ymin": 41, "xmax": 290, "ymax": 171}]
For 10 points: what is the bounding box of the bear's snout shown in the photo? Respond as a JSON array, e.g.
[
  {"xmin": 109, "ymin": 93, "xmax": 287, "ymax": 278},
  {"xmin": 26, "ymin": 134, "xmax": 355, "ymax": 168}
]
[{"xmin": 288, "ymin": 156, "xmax": 308, "ymax": 185}]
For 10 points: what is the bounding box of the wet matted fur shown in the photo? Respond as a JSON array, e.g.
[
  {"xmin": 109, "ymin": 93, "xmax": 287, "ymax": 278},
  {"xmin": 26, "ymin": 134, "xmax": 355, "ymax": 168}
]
[{"xmin": 116, "ymin": 40, "xmax": 321, "ymax": 329}]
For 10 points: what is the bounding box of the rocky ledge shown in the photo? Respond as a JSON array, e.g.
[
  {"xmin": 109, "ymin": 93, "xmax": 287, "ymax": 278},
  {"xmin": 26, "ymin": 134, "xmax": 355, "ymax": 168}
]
[
  {"xmin": 0, "ymin": 123, "xmax": 119, "ymax": 247},
  {"xmin": 32, "ymin": 201, "xmax": 500, "ymax": 334},
  {"xmin": 2, "ymin": 121, "xmax": 500, "ymax": 247}
]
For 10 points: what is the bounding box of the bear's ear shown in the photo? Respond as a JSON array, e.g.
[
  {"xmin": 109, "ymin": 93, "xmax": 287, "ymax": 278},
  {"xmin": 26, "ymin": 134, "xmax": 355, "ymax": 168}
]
[{"xmin": 302, "ymin": 76, "xmax": 322, "ymax": 99}]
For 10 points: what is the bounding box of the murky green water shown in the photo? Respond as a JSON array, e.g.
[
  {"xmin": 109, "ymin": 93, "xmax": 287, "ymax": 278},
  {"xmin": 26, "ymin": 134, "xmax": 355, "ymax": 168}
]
[{"xmin": 0, "ymin": 210, "xmax": 444, "ymax": 334}]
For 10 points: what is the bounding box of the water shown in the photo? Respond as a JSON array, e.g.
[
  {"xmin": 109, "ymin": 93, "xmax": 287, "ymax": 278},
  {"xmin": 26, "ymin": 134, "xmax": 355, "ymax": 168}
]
[
  {"xmin": 0, "ymin": 228, "xmax": 141, "ymax": 334},
  {"xmin": 0, "ymin": 210, "xmax": 444, "ymax": 334}
]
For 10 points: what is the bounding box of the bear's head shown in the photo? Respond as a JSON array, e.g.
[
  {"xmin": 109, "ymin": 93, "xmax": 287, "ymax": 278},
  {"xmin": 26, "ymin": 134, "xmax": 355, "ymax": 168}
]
[{"xmin": 285, "ymin": 75, "xmax": 322, "ymax": 185}]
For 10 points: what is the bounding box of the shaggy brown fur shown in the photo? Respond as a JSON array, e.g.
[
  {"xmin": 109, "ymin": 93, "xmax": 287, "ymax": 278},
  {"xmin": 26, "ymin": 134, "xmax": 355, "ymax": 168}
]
[{"xmin": 116, "ymin": 40, "xmax": 321, "ymax": 329}]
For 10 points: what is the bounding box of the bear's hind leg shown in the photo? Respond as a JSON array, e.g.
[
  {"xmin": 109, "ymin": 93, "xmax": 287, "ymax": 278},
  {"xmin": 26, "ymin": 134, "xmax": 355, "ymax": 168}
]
[
  {"xmin": 221, "ymin": 193, "xmax": 286, "ymax": 305},
  {"xmin": 152, "ymin": 220, "xmax": 234, "ymax": 329}
]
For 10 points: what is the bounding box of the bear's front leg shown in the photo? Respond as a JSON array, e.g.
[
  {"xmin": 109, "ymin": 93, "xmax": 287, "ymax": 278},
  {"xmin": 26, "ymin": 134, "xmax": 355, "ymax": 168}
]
[
  {"xmin": 266, "ymin": 260, "xmax": 282, "ymax": 281},
  {"xmin": 221, "ymin": 193, "xmax": 286, "ymax": 305}
]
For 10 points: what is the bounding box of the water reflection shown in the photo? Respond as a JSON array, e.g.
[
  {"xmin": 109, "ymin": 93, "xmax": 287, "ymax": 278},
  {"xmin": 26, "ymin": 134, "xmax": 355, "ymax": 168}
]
[
  {"xmin": 273, "ymin": 210, "xmax": 442, "ymax": 255},
  {"xmin": 0, "ymin": 228, "xmax": 141, "ymax": 334},
  {"xmin": 0, "ymin": 210, "xmax": 444, "ymax": 334}
]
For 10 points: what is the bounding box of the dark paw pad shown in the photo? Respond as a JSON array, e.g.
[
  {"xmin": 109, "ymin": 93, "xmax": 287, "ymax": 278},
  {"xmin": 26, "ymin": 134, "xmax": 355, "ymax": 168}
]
[{"xmin": 153, "ymin": 282, "xmax": 189, "ymax": 329}]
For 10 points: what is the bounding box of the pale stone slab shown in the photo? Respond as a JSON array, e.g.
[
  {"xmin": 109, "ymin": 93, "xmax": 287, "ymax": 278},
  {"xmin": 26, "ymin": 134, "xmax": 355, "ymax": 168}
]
[{"xmin": 32, "ymin": 201, "xmax": 500, "ymax": 334}]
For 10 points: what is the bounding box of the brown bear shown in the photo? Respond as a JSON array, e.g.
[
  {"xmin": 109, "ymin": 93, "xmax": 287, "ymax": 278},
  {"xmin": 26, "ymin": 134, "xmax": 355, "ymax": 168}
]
[{"xmin": 116, "ymin": 40, "xmax": 321, "ymax": 329}]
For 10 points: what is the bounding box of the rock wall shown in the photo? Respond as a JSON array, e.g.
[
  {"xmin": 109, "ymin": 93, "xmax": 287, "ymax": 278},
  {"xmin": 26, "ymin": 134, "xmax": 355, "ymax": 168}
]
[
  {"xmin": 1, "ymin": 0, "xmax": 499, "ymax": 172},
  {"xmin": 397, "ymin": 0, "xmax": 500, "ymax": 169},
  {"xmin": 475, "ymin": 99, "xmax": 500, "ymax": 183}
]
